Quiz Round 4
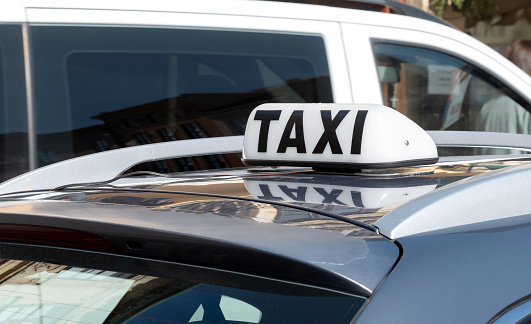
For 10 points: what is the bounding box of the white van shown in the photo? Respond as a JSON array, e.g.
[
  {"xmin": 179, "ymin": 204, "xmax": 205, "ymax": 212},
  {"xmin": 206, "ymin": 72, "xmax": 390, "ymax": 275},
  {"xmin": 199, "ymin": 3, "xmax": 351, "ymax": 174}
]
[{"xmin": 1, "ymin": 0, "xmax": 530, "ymax": 180}]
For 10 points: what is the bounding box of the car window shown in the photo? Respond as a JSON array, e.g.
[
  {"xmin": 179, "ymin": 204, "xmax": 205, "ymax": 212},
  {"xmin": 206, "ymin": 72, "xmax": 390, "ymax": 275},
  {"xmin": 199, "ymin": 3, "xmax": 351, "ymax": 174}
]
[
  {"xmin": 29, "ymin": 26, "xmax": 333, "ymax": 173},
  {"xmin": 0, "ymin": 259, "xmax": 364, "ymax": 324},
  {"xmin": 0, "ymin": 25, "xmax": 28, "ymax": 181},
  {"xmin": 373, "ymin": 43, "xmax": 531, "ymax": 138}
]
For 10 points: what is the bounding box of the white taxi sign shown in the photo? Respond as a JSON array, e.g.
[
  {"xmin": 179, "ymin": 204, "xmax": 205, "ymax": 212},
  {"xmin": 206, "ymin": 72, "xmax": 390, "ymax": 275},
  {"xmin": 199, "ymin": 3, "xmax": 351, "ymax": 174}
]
[{"xmin": 242, "ymin": 103, "xmax": 438, "ymax": 169}]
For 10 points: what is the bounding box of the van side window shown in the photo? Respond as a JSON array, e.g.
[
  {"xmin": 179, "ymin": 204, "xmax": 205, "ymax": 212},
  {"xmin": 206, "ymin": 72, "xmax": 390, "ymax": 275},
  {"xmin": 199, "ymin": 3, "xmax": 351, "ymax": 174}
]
[
  {"xmin": 30, "ymin": 27, "xmax": 333, "ymax": 172},
  {"xmin": 373, "ymin": 43, "xmax": 531, "ymax": 140},
  {"xmin": 0, "ymin": 25, "xmax": 27, "ymax": 181}
]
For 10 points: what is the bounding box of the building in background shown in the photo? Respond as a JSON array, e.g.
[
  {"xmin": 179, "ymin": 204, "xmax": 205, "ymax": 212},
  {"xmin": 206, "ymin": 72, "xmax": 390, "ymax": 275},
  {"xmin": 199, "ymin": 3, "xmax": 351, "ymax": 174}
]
[{"xmin": 406, "ymin": 0, "xmax": 531, "ymax": 56}]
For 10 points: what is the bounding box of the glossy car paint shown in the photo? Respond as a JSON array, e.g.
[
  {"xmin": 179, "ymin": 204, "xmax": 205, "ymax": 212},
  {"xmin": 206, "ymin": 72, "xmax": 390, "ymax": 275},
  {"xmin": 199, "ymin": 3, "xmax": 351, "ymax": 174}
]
[
  {"xmin": 359, "ymin": 218, "xmax": 531, "ymax": 323},
  {"xmin": 0, "ymin": 159, "xmax": 530, "ymax": 322}
]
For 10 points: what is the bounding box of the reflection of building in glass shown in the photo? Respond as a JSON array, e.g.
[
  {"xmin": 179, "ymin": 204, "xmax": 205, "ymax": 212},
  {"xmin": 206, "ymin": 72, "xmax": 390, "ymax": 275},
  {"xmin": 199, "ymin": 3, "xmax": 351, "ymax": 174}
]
[
  {"xmin": 38, "ymin": 91, "xmax": 264, "ymax": 172},
  {"xmin": 92, "ymin": 92, "xmax": 268, "ymax": 139},
  {"xmin": 76, "ymin": 78, "xmax": 326, "ymax": 173},
  {"xmin": 0, "ymin": 259, "xmax": 191, "ymax": 323},
  {"xmin": 0, "ymin": 75, "xmax": 330, "ymax": 181},
  {"xmin": 89, "ymin": 93, "xmax": 260, "ymax": 172},
  {"xmin": 0, "ymin": 132, "xmax": 29, "ymax": 180}
]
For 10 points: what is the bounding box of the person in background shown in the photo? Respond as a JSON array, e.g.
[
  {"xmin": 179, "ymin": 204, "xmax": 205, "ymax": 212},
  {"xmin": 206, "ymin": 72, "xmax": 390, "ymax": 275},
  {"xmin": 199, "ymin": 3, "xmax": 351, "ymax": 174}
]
[{"xmin": 475, "ymin": 39, "xmax": 531, "ymax": 154}]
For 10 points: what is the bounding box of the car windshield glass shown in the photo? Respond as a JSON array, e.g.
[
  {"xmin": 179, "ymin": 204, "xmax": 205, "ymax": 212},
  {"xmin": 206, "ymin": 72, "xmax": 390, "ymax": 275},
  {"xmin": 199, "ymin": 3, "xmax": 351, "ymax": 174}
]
[{"xmin": 0, "ymin": 259, "xmax": 364, "ymax": 323}]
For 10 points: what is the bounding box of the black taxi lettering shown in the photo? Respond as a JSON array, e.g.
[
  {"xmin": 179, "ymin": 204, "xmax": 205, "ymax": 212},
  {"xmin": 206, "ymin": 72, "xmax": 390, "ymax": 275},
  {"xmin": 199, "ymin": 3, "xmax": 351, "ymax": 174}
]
[
  {"xmin": 256, "ymin": 184, "xmax": 283, "ymax": 200},
  {"xmin": 254, "ymin": 183, "xmax": 365, "ymax": 207},
  {"xmin": 279, "ymin": 185, "xmax": 307, "ymax": 202},
  {"xmin": 351, "ymin": 191, "xmax": 364, "ymax": 208},
  {"xmin": 256, "ymin": 184, "xmax": 308, "ymax": 202},
  {"xmin": 254, "ymin": 110, "xmax": 281, "ymax": 152},
  {"xmin": 351, "ymin": 110, "xmax": 368, "ymax": 154},
  {"xmin": 253, "ymin": 109, "xmax": 368, "ymax": 154},
  {"xmin": 277, "ymin": 110, "xmax": 306, "ymax": 153},
  {"xmin": 314, "ymin": 187, "xmax": 346, "ymax": 205},
  {"xmin": 312, "ymin": 110, "xmax": 349, "ymax": 154}
]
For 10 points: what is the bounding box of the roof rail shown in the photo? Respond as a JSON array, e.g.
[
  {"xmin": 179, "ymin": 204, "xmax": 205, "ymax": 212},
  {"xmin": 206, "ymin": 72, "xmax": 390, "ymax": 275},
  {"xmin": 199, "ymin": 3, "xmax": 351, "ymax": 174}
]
[
  {"xmin": 0, "ymin": 131, "xmax": 530, "ymax": 195},
  {"xmin": 267, "ymin": 0, "xmax": 453, "ymax": 28},
  {"xmin": 427, "ymin": 131, "xmax": 531, "ymax": 152},
  {"xmin": 0, "ymin": 136, "xmax": 244, "ymax": 194}
]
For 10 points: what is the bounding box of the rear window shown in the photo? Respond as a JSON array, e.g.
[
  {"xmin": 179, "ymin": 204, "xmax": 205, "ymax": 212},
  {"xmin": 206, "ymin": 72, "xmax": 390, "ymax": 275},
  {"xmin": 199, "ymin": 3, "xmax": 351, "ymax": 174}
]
[
  {"xmin": 29, "ymin": 26, "xmax": 333, "ymax": 172},
  {"xmin": 0, "ymin": 259, "xmax": 364, "ymax": 323}
]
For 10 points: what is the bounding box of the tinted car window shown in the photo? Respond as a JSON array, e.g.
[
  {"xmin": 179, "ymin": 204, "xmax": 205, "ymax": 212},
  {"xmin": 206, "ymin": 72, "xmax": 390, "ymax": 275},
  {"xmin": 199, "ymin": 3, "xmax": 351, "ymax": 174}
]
[
  {"xmin": 29, "ymin": 26, "xmax": 333, "ymax": 172},
  {"xmin": 373, "ymin": 43, "xmax": 531, "ymax": 138},
  {"xmin": 0, "ymin": 259, "xmax": 364, "ymax": 324},
  {"xmin": 0, "ymin": 25, "xmax": 28, "ymax": 181}
]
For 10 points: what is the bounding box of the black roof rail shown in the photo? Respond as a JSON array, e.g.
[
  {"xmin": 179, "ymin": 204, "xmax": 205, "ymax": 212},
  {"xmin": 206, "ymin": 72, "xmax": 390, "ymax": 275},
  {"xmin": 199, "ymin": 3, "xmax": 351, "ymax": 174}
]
[{"xmin": 268, "ymin": 0, "xmax": 455, "ymax": 28}]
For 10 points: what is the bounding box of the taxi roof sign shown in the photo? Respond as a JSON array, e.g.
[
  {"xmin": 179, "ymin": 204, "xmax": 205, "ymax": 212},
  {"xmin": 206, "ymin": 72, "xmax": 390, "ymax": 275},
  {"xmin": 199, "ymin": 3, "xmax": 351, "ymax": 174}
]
[{"xmin": 242, "ymin": 103, "xmax": 439, "ymax": 170}]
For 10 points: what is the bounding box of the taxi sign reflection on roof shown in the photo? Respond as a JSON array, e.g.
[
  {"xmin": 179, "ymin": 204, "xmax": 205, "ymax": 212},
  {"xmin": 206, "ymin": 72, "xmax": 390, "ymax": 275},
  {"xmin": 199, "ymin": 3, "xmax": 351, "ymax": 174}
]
[
  {"xmin": 242, "ymin": 103, "xmax": 439, "ymax": 170},
  {"xmin": 244, "ymin": 177, "xmax": 438, "ymax": 209}
]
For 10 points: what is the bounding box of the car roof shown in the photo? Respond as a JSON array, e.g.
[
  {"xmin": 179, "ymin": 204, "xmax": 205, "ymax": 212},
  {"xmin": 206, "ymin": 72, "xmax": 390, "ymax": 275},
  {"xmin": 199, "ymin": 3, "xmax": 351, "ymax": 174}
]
[
  {"xmin": 0, "ymin": 170, "xmax": 400, "ymax": 296},
  {"xmin": 264, "ymin": 0, "xmax": 453, "ymax": 27},
  {"xmin": 0, "ymin": 0, "xmax": 458, "ymax": 33},
  {"xmin": 2, "ymin": 103, "xmax": 531, "ymax": 298},
  {"xmin": 0, "ymin": 158, "xmax": 529, "ymax": 294}
]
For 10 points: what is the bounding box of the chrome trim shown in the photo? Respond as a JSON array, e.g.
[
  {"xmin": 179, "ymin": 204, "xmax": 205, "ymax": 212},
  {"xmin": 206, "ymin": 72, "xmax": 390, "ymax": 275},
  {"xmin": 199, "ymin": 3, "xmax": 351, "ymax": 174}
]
[
  {"xmin": 437, "ymin": 155, "xmax": 531, "ymax": 165},
  {"xmin": 3, "ymin": 130, "xmax": 531, "ymax": 195},
  {"xmin": 22, "ymin": 23, "xmax": 37, "ymax": 170},
  {"xmin": 428, "ymin": 131, "xmax": 531, "ymax": 152},
  {"xmin": 0, "ymin": 136, "xmax": 244, "ymax": 194}
]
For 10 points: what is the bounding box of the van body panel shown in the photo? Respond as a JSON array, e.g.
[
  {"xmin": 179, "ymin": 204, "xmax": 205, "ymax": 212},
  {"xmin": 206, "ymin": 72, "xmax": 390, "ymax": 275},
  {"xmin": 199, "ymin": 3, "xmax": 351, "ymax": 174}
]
[{"xmin": 0, "ymin": 0, "xmax": 529, "ymax": 181}]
